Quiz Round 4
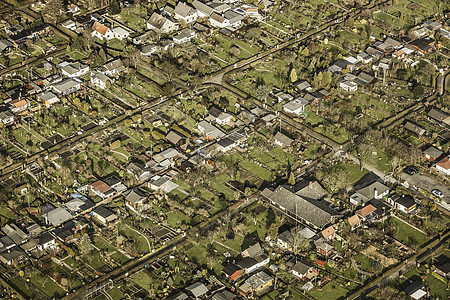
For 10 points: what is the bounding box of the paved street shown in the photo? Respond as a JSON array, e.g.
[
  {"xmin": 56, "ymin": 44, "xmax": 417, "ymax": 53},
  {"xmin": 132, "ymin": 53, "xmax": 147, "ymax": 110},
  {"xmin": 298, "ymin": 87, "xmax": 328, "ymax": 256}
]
[{"xmin": 401, "ymin": 173, "xmax": 450, "ymax": 210}]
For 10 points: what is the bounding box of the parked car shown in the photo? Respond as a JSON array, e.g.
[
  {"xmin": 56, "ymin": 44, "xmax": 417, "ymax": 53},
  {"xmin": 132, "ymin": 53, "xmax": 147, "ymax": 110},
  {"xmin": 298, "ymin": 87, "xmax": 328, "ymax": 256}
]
[
  {"xmin": 431, "ymin": 189, "xmax": 444, "ymax": 198},
  {"xmin": 403, "ymin": 166, "xmax": 418, "ymax": 175}
]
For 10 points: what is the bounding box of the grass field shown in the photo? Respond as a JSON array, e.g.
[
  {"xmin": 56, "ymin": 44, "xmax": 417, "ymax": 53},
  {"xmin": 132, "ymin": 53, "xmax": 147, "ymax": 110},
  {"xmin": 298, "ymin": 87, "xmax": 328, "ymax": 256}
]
[
  {"xmin": 386, "ymin": 217, "xmax": 428, "ymax": 249},
  {"xmin": 119, "ymin": 223, "xmax": 150, "ymax": 254},
  {"xmin": 210, "ymin": 174, "xmax": 234, "ymax": 200},
  {"xmin": 239, "ymin": 159, "xmax": 272, "ymax": 181},
  {"xmin": 309, "ymin": 282, "xmax": 349, "ymax": 300},
  {"xmin": 29, "ymin": 270, "xmax": 66, "ymax": 298}
]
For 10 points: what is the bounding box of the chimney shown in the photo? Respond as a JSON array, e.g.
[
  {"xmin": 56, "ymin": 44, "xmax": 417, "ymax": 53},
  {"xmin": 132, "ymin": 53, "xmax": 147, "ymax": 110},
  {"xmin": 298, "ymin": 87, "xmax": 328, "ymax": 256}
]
[
  {"xmin": 309, "ymin": 181, "xmax": 312, "ymax": 189},
  {"xmin": 374, "ymin": 187, "xmax": 378, "ymax": 199}
]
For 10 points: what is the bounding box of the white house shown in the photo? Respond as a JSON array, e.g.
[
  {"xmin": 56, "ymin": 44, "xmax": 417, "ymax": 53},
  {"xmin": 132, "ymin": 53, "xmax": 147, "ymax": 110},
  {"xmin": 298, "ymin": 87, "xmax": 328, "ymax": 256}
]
[
  {"xmin": 174, "ymin": 2, "xmax": 198, "ymax": 24},
  {"xmin": 140, "ymin": 44, "xmax": 159, "ymax": 56},
  {"xmin": 283, "ymin": 98, "xmax": 309, "ymax": 115},
  {"xmin": 51, "ymin": 78, "xmax": 82, "ymax": 95},
  {"xmin": 61, "ymin": 62, "xmax": 89, "ymax": 78},
  {"xmin": 0, "ymin": 110, "xmax": 14, "ymax": 125},
  {"xmin": 436, "ymin": 156, "xmax": 450, "ymax": 175},
  {"xmin": 90, "ymin": 72, "xmax": 110, "ymax": 89},
  {"xmin": 292, "ymin": 261, "xmax": 317, "ymax": 280},
  {"xmin": 113, "ymin": 27, "xmax": 129, "ymax": 40},
  {"xmin": 61, "ymin": 19, "xmax": 76, "ymax": 31},
  {"xmin": 192, "ymin": 0, "xmax": 214, "ymax": 18},
  {"xmin": 91, "ymin": 21, "xmax": 114, "ymax": 40},
  {"xmin": 210, "ymin": 13, "xmax": 229, "ymax": 28},
  {"xmin": 357, "ymin": 52, "xmax": 372, "ymax": 64},
  {"xmin": 273, "ymin": 131, "xmax": 293, "ymax": 147},
  {"xmin": 37, "ymin": 232, "xmax": 56, "ymax": 251},
  {"xmin": 340, "ymin": 80, "xmax": 358, "ymax": 92},
  {"xmin": 215, "ymin": 112, "xmax": 233, "ymax": 125},
  {"xmin": 147, "ymin": 12, "xmax": 178, "ymax": 34},
  {"xmin": 92, "ymin": 206, "xmax": 117, "ymax": 225},
  {"xmin": 173, "ymin": 28, "xmax": 197, "ymax": 44},
  {"xmin": 38, "ymin": 91, "xmax": 59, "ymax": 107},
  {"xmin": 224, "ymin": 10, "xmax": 244, "ymax": 28}
]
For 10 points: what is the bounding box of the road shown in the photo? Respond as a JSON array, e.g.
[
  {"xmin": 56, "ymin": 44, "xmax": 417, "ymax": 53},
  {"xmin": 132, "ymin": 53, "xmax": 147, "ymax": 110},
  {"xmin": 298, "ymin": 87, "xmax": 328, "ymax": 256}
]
[{"xmin": 400, "ymin": 173, "xmax": 450, "ymax": 210}]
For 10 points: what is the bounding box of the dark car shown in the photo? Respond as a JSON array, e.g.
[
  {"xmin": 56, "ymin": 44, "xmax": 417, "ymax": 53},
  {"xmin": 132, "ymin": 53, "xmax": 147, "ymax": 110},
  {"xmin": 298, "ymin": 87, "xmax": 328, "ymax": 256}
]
[{"xmin": 403, "ymin": 166, "xmax": 418, "ymax": 175}]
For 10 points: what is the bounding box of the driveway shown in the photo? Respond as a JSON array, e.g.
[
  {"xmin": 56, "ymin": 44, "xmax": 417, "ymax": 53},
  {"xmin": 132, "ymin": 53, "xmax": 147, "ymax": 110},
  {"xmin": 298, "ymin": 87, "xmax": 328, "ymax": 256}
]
[{"xmin": 401, "ymin": 173, "xmax": 450, "ymax": 210}]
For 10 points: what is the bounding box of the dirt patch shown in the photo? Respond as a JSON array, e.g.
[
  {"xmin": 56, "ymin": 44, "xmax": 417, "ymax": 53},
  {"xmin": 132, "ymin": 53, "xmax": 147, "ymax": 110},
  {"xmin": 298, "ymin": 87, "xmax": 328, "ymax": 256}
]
[{"xmin": 361, "ymin": 245, "xmax": 398, "ymax": 267}]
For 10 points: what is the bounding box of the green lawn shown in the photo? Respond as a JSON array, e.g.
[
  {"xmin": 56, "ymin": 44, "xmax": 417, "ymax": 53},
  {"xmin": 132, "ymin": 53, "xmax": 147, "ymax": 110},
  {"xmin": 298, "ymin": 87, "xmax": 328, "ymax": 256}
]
[
  {"xmin": 93, "ymin": 235, "xmax": 116, "ymax": 252},
  {"xmin": 119, "ymin": 223, "xmax": 150, "ymax": 254},
  {"xmin": 83, "ymin": 252, "xmax": 108, "ymax": 270},
  {"xmin": 29, "ymin": 270, "xmax": 66, "ymax": 298},
  {"xmin": 404, "ymin": 268, "xmax": 448, "ymax": 300},
  {"xmin": 110, "ymin": 251, "xmax": 130, "ymax": 265},
  {"xmin": 385, "ymin": 217, "xmax": 428, "ymax": 249},
  {"xmin": 166, "ymin": 210, "xmax": 189, "ymax": 228},
  {"xmin": 107, "ymin": 287, "xmax": 125, "ymax": 300},
  {"xmin": 131, "ymin": 269, "xmax": 152, "ymax": 291},
  {"xmin": 239, "ymin": 159, "xmax": 272, "ymax": 181},
  {"xmin": 9, "ymin": 277, "xmax": 37, "ymax": 299},
  {"xmin": 268, "ymin": 147, "xmax": 297, "ymax": 165},
  {"xmin": 211, "ymin": 174, "xmax": 234, "ymax": 200},
  {"xmin": 309, "ymin": 282, "xmax": 349, "ymax": 300}
]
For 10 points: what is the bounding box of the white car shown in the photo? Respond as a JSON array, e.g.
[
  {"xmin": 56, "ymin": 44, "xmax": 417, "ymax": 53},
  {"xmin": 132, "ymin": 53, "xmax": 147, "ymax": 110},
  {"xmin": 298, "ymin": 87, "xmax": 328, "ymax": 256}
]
[{"xmin": 431, "ymin": 189, "xmax": 444, "ymax": 198}]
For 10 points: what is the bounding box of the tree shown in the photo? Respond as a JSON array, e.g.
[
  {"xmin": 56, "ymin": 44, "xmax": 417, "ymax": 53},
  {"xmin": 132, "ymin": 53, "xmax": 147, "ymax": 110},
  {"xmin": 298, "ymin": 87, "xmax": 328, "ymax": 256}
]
[
  {"xmin": 289, "ymin": 68, "xmax": 298, "ymax": 83},
  {"xmin": 412, "ymin": 85, "xmax": 424, "ymax": 99},
  {"xmin": 323, "ymin": 70, "xmax": 332, "ymax": 88},
  {"xmin": 255, "ymin": 85, "xmax": 270, "ymax": 103},
  {"xmin": 124, "ymin": 119, "xmax": 132, "ymax": 127},
  {"xmin": 288, "ymin": 172, "xmax": 295, "ymax": 186},
  {"xmin": 79, "ymin": 234, "xmax": 94, "ymax": 254},
  {"xmin": 110, "ymin": 140, "xmax": 121, "ymax": 149},
  {"xmin": 109, "ymin": 0, "xmax": 122, "ymax": 14},
  {"xmin": 301, "ymin": 47, "xmax": 309, "ymax": 57},
  {"xmin": 230, "ymin": 46, "xmax": 241, "ymax": 57}
]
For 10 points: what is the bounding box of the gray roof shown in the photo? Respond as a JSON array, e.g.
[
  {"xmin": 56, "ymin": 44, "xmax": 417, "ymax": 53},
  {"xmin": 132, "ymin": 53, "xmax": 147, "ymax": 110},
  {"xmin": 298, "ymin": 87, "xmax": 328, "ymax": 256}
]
[
  {"xmin": 52, "ymin": 78, "xmax": 81, "ymax": 93},
  {"xmin": 46, "ymin": 207, "xmax": 72, "ymax": 227},
  {"xmin": 261, "ymin": 186, "xmax": 339, "ymax": 229},
  {"xmin": 292, "ymin": 260, "xmax": 314, "ymax": 275},
  {"xmin": 283, "ymin": 98, "xmax": 309, "ymax": 112},
  {"xmin": 148, "ymin": 12, "xmax": 171, "ymax": 29},
  {"xmin": 427, "ymin": 107, "xmax": 449, "ymax": 122},
  {"xmin": 404, "ymin": 121, "xmax": 426, "ymax": 135},
  {"xmin": 174, "ymin": 2, "xmax": 196, "ymax": 17},
  {"xmin": 192, "ymin": 0, "xmax": 214, "ymax": 16},
  {"xmin": 0, "ymin": 39, "xmax": 13, "ymax": 51},
  {"xmin": 104, "ymin": 58, "xmax": 125, "ymax": 72},
  {"xmin": 424, "ymin": 146, "xmax": 442, "ymax": 158},
  {"xmin": 355, "ymin": 181, "xmax": 389, "ymax": 200},
  {"xmin": 125, "ymin": 188, "xmax": 147, "ymax": 204},
  {"xmin": 186, "ymin": 282, "xmax": 208, "ymax": 298},
  {"xmin": 274, "ymin": 131, "xmax": 293, "ymax": 146},
  {"xmin": 244, "ymin": 271, "xmax": 273, "ymax": 289},
  {"xmin": 212, "ymin": 290, "xmax": 235, "ymax": 300}
]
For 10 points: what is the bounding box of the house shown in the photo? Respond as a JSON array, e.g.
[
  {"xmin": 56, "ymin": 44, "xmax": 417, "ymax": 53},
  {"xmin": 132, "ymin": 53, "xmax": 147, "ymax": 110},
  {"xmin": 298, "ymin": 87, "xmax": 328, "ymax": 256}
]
[
  {"xmin": 224, "ymin": 10, "xmax": 244, "ymax": 28},
  {"xmin": 0, "ymin": 236, "xmax": 15, "ymax": 253},
  {"xmin": 315, "ymin": 241, "xmax": 333, "ymax": 256},
  {"xmin": 113, "ymin": 27, "xmax": 129, "ymax": 40},
  {"xmin": 9, "ymin": 24, "xmax": 50, "ymax": 45},
  {"xmin": 147, "ymin": 12, "xmax": 178, "ymax": 34},
  {"xmin": 273, "ymin": 131, "xmax": 293, "ymax": 147},
  {"xmin": 185, "ymin": 282, "xmax": 208, "ymax": 299},
  {"xmin": 409, "ymin": 38, "xmax": 437, "ymax": 54},
  {"xmin": 283, "ymin": 98, "xmax": 309, "ymax": 115},
  {"xmin": 140, "ymin": 44, "xmax": 159, "ymax": 56},
  {"xmin": 173, "ymin": 28, "xmax": 197, "ymax": 44},
  {"xmin": 0, "ymin": 110, "xmax": 14, "ymax": 125},
  {"xmin": 356, "ymin": 71, "xmax": 375, "ymax": 85},
  {"xmin": 61, "ymin": 20, "xmax": 77, "ymax": 31},
  {"xmin": 212, "ymin": 290, "xmax": 236, "ymax": 300},
  {"xmin": 223, "ymin": 263, "xmax": 243, "ymax": 281},
  {"xmin": 216, "ymin": 112, "xmax": 234, "ymax": 125},
  {"xmin": 349, "ymin": 179, "xmax": 389, "ymax": 206},
  {"xmin": 404, "ymin": 281, "xmax": 427, "ymax": 300},
  {"xmin": 217, "ymin": 137, "xmax": 236, "ymax": 152},
  {"xmin": 277, "ymin": 227, "xmax": 315, "ymax": 251},
  {"xmin": 38, "ymin": 91, "xmax": 59, "ymax": 107},
  {"xmin": 149, "ymin": 175, "xmax": 179, "ymax": 193},
  {"xmin": 174, "ymin": 2, "xmax": 198, "ymax": 24},
  {"xmin": 91, "ymin": 21, "xmax": 114, "ymax": 40},
  {"xmin": 209, "ymin": 1, "xmax": 231, "ymax": 13},
  {"xmin": 366, "ymin": 46, "xmax": 384, "ymax": 59},
  {"xmin": 37, "ymin": 232, "xmax": 56, "ymax": 251},
  {"xmin": 126, "ymin": 162, "xmax": 152, "ymax": 181},
  {"xmin": 321, "ymin": 225, "xmax": 335, "ymax": 241},
  {"xmin": 239, "ymin": 243, "xmax": 270, "ymax": 274},
  {"xmin": 355, "ymin": 204, "xmax": 377, "ymax": 222},
  {"xmin": 66, "ymin": 3, "xmax": 80, "ymax": 14},
  {"xmin": 0, "ymin": 39, "xmax": 13, "ymax": 52},
  {"xmin": 0, "ymin": 247, "xmax": 28, "ymax": 266},
  {"xmin": 92, "ymin": 206, "xmax": 117, "ymax": 225},
  {"xmin": 435, "ymin": 261, "xmax": 450, "ymax": 279},
  {"xmin": 340, "ymin": 80, "xmax": 357, "ymax": 92},
  {"xmin": 239, "ymin": 271, "xmax": 273, "ymax": 297},
  {"xmin": 61, "ymin": 62, "xmax": 89, "ymax": 78},
  {"xmin": 423, "ymin": 146, "xmax": 442, "ymax": 161},
  {"xmin": 10, "ymin": 99, "xmax": 30, "ymax": 114},
  {"xmin": 210, "ymin": 13, "xmax": 229, "ymax": 28},
  {"xmin": 427, "ymin": 107, "xmax": 450, "ymax": 128},
  {"xmin": 436, "ymin": 156, "xmax": 450, "ymax": 175},
  {"xmin": 45, "ymin": 207, "xmax": 72, "ymax": 226},
  {"xmin": 168, "ymin": 292, "xmax": 189, "ymax": 300},
  {"xmin": 125, "ymin": 188, "xmax": 147, "ymax": 209},
  {"xmin": 261, "ymin": 186, "xmax": 340, "ymax": 229},
  {"xmin": 404, "ymin": 121, "xmax": 426, "ymax": 137},
  {"xmin": 3, "ymin": 224, "xmax": 28, "ymax": 245},
  {"xmin": 192, "ymin": 0, "xmax": 214, "ymax": 17},
  {"xmin": 389, "ymin": 194, "xmax": 416, "ymax": 214},
  {"xmin": 348, "ymin": 214, "xmax": 361, "ymax": 230},
  {"xmin": 100, "ymin": 59, "xmax": 125, "ymax": 76},
  {"xmin": 292, "ymin": 260, "xmax": 318, "ymax": 280},
  {"xmin": 198, "ymin": 121, "xmax": 225, "ymax": 140},
  {"xmin": 357, "ymin": 52, "xmax": 373, "ymax": 64},
  {"xmin": 271, "ymin": 90, "xmax": 294, "ymax": 103},
  {"xmin": 293, "ymin": 80, "xmax": 311, "ymax": 92},
  {"xmin": 51, "ymin": 78, "xmax": 82, "ymax": 95},
  {"xmin": 104, "ymin": 176, "xmax": 127, "ymax": 193},
  {"xmin": 90, "ymin": 71, "xmax": 110, "ymax": 89},
  {"xmin": 90, "ymin": 180, "xmax": 116, "ymax": 199},
  {"xmin": 242, "ymin": 5, "xmax": 259, "ymax": 17}
]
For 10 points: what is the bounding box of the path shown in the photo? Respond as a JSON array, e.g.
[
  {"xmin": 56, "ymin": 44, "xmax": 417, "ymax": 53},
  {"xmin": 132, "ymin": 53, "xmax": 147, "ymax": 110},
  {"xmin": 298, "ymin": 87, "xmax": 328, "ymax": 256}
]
[
  {"xmin": 110, "ymin": 150, "xmax": 129, "ymax": 160},
  {"xmin": 213, "ymin": 240, "xmax": 239, "ymax": 254},
  {"xmin": 350, "ymin": 258, "xmax": 374, "ymax": 276},
  {"xmin": 125, "ymin": 224, "xmax": 151, "ymax": 253}
]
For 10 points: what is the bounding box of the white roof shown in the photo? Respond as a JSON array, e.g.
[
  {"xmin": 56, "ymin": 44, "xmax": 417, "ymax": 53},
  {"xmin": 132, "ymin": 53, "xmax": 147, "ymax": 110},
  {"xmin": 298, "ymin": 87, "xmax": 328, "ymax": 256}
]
[
  {"xmin": 410, "ymin": 289, "xmax": 426, "ymax": 300},
  {"xmin": 113, "ymin": 27, "xmax": 129, "ymax": 35},
  {"xmin": 40, "ymin": 91, "xmax": 59, "ymax": 103},
  {"xmin": 345, "ymin": 56, "xmax": 358, "ymax": 64}
]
